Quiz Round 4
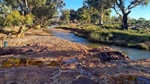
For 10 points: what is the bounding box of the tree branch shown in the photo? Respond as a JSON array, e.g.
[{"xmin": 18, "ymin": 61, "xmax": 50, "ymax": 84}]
[
  {"xmin": 127, "ymin": 1, "xmax": 141, "ymax": 10},
  {"xmin": 112, "ymin": 5, "xmax": 122, "ymax": 17}
]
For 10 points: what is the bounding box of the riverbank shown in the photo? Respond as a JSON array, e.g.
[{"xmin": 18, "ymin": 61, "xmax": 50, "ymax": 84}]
[
  {"xmin": 57, "ymin": 26, "xmax": 150, "ymax": 51},
  {"xmin": 0, "ymin": 29, "xmax": 150, "ymax": 84}
]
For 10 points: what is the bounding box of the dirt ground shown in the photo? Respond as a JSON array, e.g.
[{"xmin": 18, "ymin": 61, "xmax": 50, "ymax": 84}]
[{"xmin": 0, "ymin": 28, "xmax": 150, "ymax": 84}]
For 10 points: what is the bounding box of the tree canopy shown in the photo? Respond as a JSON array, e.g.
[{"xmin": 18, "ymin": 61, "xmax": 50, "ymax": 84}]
[
  {"xmin": 0, "ymin": 0, "xmax": 65, "ymax": 27},
  {"xmin": 107, "ymin": 0, "xmax": 150, "ymax": 29},
  {"xmin": 83, "ymin": 0, "xmax": 111, "ymax": 25}
]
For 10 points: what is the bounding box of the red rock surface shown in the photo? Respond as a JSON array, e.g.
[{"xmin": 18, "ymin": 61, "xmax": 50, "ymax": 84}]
[{"xmin": 0, "ymin": 29, "xmax": 149, "ymax": 84}]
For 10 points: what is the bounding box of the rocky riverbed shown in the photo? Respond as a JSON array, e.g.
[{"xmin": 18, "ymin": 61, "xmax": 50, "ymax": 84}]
[{"xmin": 0, "ymin": 29, "xmax": 150, "ymax": 84}]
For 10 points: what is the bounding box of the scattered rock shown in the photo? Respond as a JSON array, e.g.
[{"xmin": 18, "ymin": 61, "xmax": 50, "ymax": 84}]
[
  {"xmin": 0, "ymin": 29, "xmax": 150, "ymax": 84},
  {"xmin": 89, "ymin": 47, "xmax": 129, "ymax": 61}
]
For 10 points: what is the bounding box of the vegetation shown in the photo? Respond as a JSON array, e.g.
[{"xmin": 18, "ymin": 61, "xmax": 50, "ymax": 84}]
[
  {"xmin": 60, "ymin": 9, "xmax": 70, "ymax": 24},
  {"xmin": 60, "ymin": 7, "xmax": 111, "ymax": 25},
  {"xmin": 60, "ymin": 23, "xmax": 150, "ymax": 50},
  {"xmin": 0, "ymin": 0, "xmax": 64, "ymax": 37},
  {"xmin": 109, "ymin": 0, "xmax": 150, "ymax": 30},
  {"xmin": 83, "ymin": 0, "xmax": 111, "ymax": 25},
  {"xmin": 59, "ymin": 0, "xmax": 150, "ymax": 50}
]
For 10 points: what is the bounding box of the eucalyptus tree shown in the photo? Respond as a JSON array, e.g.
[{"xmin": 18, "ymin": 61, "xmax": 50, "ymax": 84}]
[
  {"xmin": 0, "ymin": 1, "xmax": 12, "ymax": 27},
  {"xmin": 69, "ymin": 9, "xmax": 78, "ymax": 23},
  {"xmin": 84, "ymin": 0, "xmax": 111, "ymax": 25},
  {"xmin": 103, "ymin": 9, "xmax": 111, "ymax": 23},
  {"xmin": 77, "ymin": 7, "xmax": 91, "ymax": 24},
  {"xmin": 106, "ymin": 0, "xmax": 150, "ymax": 30},
  {"xmin": 3, "ymin": 0, "xmax": 64, "ymax": 25},
  {"xmin": 1, "ymin": 0, "xmax": 64, "ymax": 37},
  {"xmin": 60, "ymin": 9, "xmax": 70, "ymax": 23},
  {"xmin": 3, "ymin": 0, "xmax": 47, "ymax": 15}
]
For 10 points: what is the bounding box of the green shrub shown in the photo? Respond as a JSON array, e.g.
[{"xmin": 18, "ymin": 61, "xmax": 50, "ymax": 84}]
[
  {"xmin": 4, "ymin": 10, "xmax": 26, "ymax": 26},
  {"xmin": 84, "ymin": 25, "xmax": 100, "ymax": 31},
  {"xmin": 102, "ymin": 24, "xmax": 120, "ymax": 29},
  {"xmin": 89, "ymin": 31, "xmax": 112, "ymax": 42},
  {"xmin": 90, "ymin": 32, "xmax": 101, "ymax": 41},
  {"xmin": 4, "ymin": 10, "xmax": 34, "ymax": 27},
  {"xmin": 25, "ymin": 14, "xmax": 34, "ymax": 25}
]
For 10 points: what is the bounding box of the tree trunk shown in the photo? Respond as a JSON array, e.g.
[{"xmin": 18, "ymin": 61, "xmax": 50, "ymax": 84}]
[
  {"xmin": 99, "ymin": 0, "xmax": 103, "ymax": 26},
  {"xmin": 16, "ymin": 26, "xmax": 25, "ymax": 38},
  {"xmin": 122, "ymin": 15, "xmax": 128, "ymax": 30},
  {"xmin": 122, "ymin": 11, "xmax": 131, "ymax": 30},
  {"xmin": 99, "ymin": 13, "xmax": 104, "ymax": 26}
]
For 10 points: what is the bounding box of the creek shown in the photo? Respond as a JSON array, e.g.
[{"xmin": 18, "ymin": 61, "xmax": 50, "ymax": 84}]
[{"xmin": 49, "ymin": 28, "xmax": 150, "ymax": 60}]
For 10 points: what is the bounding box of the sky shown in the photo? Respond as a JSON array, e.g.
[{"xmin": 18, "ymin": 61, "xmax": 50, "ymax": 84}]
[{"xmin": 64, "ymin": 0, "xmax": 150, "ymax": 20}]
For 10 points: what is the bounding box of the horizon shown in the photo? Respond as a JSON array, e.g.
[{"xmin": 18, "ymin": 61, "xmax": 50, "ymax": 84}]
[{"xmin": 64, "ymin": 0, "xmax": 150, "ymax": 20}]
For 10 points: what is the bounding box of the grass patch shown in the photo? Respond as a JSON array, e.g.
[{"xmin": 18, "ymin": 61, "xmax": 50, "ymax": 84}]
[{"xmin": 59, "ymin": 24, "xmax": 150, "ymax": 50}]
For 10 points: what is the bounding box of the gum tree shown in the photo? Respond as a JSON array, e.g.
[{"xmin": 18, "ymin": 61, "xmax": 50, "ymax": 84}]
[
  {"xmin": 84, "ymin": 0, "xmax": 110, "ymax": 25},
  {"xmin": 107, "ymin": 0, "xmax": 150, "ymax": 30},
  {"xmin": 60, "ymin": 9, "xmax": 70, "ymax": 23},
  {"xmin": 1, "ymin": 0, "xmax": 64, "ymax": 37},
  {"xmin": 3, "ymin": 0, "xmax": 64, "ymax": 26}
]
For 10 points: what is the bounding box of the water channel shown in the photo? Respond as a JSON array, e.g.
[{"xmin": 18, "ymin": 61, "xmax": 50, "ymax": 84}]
[{"xmin": 49, "ymin": 28, "xmax": 150, "ymax": 60}]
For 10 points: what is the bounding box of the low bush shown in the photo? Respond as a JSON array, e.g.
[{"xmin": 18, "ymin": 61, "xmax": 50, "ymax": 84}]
[
  {"xmin": 60, "ymin": 24, "xmax": 150, "ymax": 50},
  {"xmin": 102, "ymin": 24, "xmax": 120, "ymax": 29}
]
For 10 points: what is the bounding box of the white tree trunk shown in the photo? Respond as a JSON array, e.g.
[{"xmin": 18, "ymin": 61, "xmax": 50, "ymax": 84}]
[{"xmin": 99, "ymin": 13, "xmax": 104, "ymax": 25}]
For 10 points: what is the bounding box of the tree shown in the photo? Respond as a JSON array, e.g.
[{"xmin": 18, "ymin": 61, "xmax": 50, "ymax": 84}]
[
  {"xmin": 138, "ymin": 18, "xmax": 146, "ymax": 24},
  {"xmin": 111, "ymin": 16, "xmax": 120, "ymax": 23},
  {"xmin": 3, "ymin": 0, "xmax": 64, "ymax": 26},
  {"xmin": 4, "ymin": 0, "xmax": 47, "ymax": 15},
  {"xmin": 84, "ymin": 0, "xmax": 111, "ymax": 25},
  {"xmin": 0, "ymin": 0, "xmax": 64, "ymax": 37},
  {"xmin": 4, "ymin": 10, "xmax": 25, "ymax": 26},
  {"xmin": 103, "ymin": 9, "xmax": 111, "ymax": 23},
  {"xmin": 128, "ymin": 18, "xmax": 136, "ymax": 26},
  {"xmin": 69, "ymin": 9, "xmax": 78, "ymax": 23},
  {"xmin": 60, "ymin": 9, "xmax": 70, "ymax": 23},
  {"xmin": 0, "ymin": 2, "xmax": 12, "ymax": 27},
  {"xmin": 77, "ymin": 7, "xmax": 91, "ymax": 24},
  {"xmin": 108, "ymin": 0, "xmax": 150, "ymax": 30}
]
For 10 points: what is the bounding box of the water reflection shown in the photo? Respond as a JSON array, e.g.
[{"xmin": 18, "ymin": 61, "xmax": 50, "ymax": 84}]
[
  {"xmin": 49, "ymin": 28, "xmax": 150, "ymax": 60},
  {"xmin": 137, "ymin": 77, "xmax": 150, "ymax": 84}
]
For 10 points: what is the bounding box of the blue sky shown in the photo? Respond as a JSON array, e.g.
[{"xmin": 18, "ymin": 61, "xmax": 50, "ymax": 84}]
[{"xmin": 64, "ymin": 0, "xmax": 150, "ymax": 20}]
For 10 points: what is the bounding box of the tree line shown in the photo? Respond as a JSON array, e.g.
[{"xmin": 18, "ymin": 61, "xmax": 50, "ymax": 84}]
[
  {"xmin": 0, "ymin": 0, "xmax": 150, "ymax": 30},
  {"xmin": 60, "ymin": 0, "xmax": 150, "ymax": 30}
]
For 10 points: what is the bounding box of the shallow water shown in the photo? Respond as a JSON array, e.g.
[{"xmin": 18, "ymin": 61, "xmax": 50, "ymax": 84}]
[
  {"xmin": 64, "ymin": 58, "xmax": 78, "ymax": 64},
  {"xmin": 137, "ymin": 77, "xmax": 150, "ymax": 84},
  {"xmin": 49, "ymin": 28, "xmax": 150, "ymax": 60}
]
